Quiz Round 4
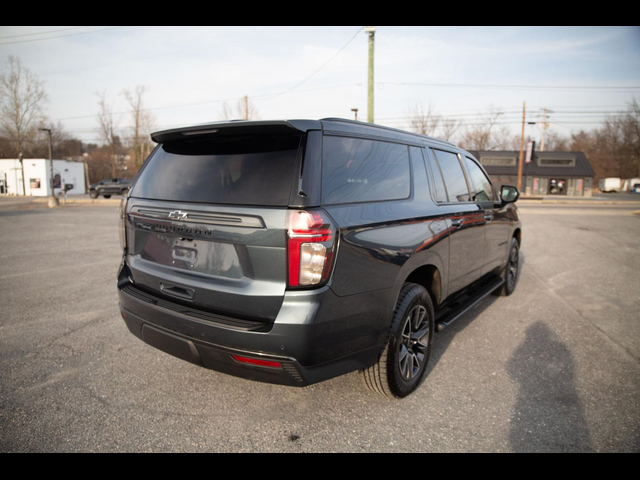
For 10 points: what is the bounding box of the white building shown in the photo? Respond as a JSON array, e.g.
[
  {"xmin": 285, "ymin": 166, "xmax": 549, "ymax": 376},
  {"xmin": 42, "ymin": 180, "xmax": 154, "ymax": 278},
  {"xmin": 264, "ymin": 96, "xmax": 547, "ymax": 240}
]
[{"xmin": 0, "ymin": 159, "xmax": 86, "ymax": 196}]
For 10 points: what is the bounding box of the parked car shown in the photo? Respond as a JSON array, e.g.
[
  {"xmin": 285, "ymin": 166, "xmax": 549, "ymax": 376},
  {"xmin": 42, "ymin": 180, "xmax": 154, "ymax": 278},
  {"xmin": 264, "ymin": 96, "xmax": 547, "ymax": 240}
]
[
  {"xmin": 621, "ymin": 178, "xmax": 640, "ymax": 192},
  {"xmin": 117, "ymin": 119, "xmax": 522, "ymax": 399},
  {"xmin": 89, "ymin": 178, "xmax": 131, "ymax": 199}
]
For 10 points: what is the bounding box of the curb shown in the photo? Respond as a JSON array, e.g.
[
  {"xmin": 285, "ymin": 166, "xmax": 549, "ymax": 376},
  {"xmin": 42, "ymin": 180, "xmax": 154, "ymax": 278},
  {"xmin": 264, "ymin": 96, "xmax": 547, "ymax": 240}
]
[
  {"xmin": 519, "ymin": 200, "xmax": 640, "ymax": 206},
  {"xmin": 33, "ymin": 198, "xmax": 120, "ymax": 205}
]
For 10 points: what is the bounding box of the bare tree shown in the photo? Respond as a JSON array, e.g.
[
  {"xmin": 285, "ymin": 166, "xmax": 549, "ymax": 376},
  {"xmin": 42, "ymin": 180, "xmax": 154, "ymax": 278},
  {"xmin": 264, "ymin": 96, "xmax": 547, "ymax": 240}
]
[
  {"xmin": 408, "ymin": 102, "xmax": 440, "ymax": 136},
  {"xmin": 543, "ymin": 130, "xmax": 570, "ymax": 151},
  {"xmin": 600, "ymin": 99, "xmax": 640, "ymax": 178},
  {"xmin": 123, "ymin": 85, "xmax": 155, "ymax": 170},
  {"xmin": 96, "ymin": 90, "xmax": 122, "ymax": 177},
  {"xmin": 220, "ymin": 96, "xmax": 260, "ymax": 121},
  {"xmin": 85, "ymin": 146, "xmax": 115, "ymax": 184},
  {"xmin": 440, "ymin": 117, "xmax": 461, "ymax": 142},
  {"xmin": 458, "ymin": 109, "xmax": 515, "ymax": 151},
  {"xmin": 0, "ymin": 55, "xmax": 48, "ymax": 157},
  {"xmin": 220, "ymin": 101, "xmax": 235, "ymax": 120}
]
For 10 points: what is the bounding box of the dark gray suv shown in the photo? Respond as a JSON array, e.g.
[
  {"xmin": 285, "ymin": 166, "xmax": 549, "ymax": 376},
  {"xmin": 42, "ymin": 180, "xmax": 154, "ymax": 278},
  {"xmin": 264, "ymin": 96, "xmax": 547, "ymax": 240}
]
[
  {"xmin": 117, "ymin": 119, "xmax": 522, "ymax": 399},
  {"xmin": 90, "ymin": 178, "xmax": 130, "ymax": 199}
]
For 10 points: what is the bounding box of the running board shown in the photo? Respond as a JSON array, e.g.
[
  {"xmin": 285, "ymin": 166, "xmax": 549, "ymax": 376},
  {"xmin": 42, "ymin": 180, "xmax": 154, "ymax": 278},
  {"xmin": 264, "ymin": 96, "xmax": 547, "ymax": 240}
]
[{"xmin": 435, "ymin": 276, "xmax": 505, "ymax": 332}]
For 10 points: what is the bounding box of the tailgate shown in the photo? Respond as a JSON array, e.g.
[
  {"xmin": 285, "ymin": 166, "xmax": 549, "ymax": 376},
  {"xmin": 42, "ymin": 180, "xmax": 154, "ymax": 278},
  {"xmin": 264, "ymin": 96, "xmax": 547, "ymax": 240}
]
[
  {"xmin": 125, "ymin": 199, "xmax": 288, "ymax": 322},
  {"xmin": 122, "ymin": 129, "xmax": 305, "ymax": 323}
]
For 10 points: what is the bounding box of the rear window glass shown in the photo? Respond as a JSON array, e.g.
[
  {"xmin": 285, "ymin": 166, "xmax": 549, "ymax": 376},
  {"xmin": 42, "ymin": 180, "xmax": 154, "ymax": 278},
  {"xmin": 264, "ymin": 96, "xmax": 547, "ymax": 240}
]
[
  {"xmin": 463, "ymin": 156, "xmax": 495, "ymax": 203},
  {"xmin": 322, "ymin": 136, "xmax": 411, "ymax": 205},
  {"xmin": 131, "ymin": 134, "xmax": 301, "ymax": 205},
  {"xmin": 424, "ymin": 150, "xmax": 448, "ymax": 203},
  {"xmin": 432, "ymin": 149, "xmax": 470, "ymax": 203}
]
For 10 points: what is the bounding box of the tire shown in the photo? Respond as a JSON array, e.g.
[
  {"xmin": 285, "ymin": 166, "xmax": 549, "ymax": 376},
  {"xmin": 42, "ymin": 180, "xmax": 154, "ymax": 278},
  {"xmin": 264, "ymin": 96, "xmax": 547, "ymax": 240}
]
[
  {"xmin": 362, "ymin": 283, "xmax": 435, "ymax": 399},
  {"xmin": 495, "ymin": 238, "xmax": 520, "ymax": 297},
  {"xmin": 89, "ymin": 190, "xmax": 99, "ymax": 199},
  {"xmin": 103, "ymin": 194, "xmax": 112, "ymax": 199}
]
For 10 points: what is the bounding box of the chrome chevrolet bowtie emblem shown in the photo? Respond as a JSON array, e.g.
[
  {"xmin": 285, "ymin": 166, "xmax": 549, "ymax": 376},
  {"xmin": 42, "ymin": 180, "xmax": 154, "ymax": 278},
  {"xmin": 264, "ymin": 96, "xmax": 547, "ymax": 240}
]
[{"xmin": 168, "ymin": 210, "xmax": 188, "ymax": 220}]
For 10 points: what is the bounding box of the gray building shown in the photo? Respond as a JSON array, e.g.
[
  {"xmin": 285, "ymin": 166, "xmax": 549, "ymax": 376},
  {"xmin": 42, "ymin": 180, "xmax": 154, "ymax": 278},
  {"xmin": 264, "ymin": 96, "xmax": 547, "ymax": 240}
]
[{"xmin": 470, "ymin": 150, "xmax": 595, "ymax": 197}]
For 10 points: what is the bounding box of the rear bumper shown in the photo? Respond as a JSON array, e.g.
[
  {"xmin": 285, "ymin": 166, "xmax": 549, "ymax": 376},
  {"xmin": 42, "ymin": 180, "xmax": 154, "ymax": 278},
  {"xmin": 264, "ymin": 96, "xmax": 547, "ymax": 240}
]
[{"xmin": 118, "ymin": 280, "xmax": 391, "ymax": 387}]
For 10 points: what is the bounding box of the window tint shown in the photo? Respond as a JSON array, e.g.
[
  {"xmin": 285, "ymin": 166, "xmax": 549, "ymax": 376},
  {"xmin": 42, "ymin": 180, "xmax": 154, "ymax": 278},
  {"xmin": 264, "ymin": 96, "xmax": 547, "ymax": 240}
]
[
  {"xmin": 424, "ymin": 150, "xmax": 448, "ymax": 203},
  {"xmin": 432, "ymin": 150, "xmax": 470, "ymax": 203},
  {"xmin": 464, "ymin": 156, "xmax": 495, "ymax": 203},
  {"xmin": 131, "ymin": 134, "xmax": 301, "ymax": 205},
  {"xmin": 322, "ymin": 136, "xmax": 411, "ymax": 205}
]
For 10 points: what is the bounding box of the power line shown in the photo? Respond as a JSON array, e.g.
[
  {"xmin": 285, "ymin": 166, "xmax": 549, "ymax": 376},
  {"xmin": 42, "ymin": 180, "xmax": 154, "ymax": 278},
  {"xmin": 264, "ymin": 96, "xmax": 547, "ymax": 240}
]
[
  {"xmin": 0, "ymin": 26, "xmax": 91, "ymax": 40},
  {"xmin": 261, "ymin": 26, "xmax": 364, "ymax": 100},
  {"xmin": 52, "ymin": 83, "xmax": 363, "ymax": 122},
  {"xmin": 377, "ymin": 81, "xmax": 640, "ymax": 91},
  {"xmin": 0, "ymin": 26, "xmax": 130, "ymax": 46},
  {"xmin": 39, "ymin": 49, "xmax": 187, "ymax": 76}
]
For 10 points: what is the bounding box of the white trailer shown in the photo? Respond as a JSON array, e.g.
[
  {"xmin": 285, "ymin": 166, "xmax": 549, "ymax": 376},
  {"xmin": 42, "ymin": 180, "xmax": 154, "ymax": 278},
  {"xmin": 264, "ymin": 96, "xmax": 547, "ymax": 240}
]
[{"xmin": 598, "ymin": 178, "xmax": 622, "ymax": 193}]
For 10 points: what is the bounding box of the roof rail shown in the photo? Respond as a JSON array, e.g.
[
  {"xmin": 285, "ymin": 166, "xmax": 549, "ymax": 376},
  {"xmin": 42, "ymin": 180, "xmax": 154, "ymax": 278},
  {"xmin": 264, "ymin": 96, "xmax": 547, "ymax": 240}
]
[{"xmin": 320, "ymin": 117, "xmax": 456, "ymax": 147}]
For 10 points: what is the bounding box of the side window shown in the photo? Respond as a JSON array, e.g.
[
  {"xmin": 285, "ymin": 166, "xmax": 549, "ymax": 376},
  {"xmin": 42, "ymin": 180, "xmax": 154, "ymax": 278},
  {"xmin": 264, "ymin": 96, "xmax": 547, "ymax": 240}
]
[
  {"xmin": 423, "ymin": 149, "xmax": 448, "ymax": 203},
  {"xmin": 322, "ymin": 136, "xmax": 411, "ymax": 205},
  {"xmin": 463, "ymin": 156, "xmax": 495, "ymax": 203},
  {"xmin": 432, "ymin": 149, "xmax": 470, "ymax": 203}
]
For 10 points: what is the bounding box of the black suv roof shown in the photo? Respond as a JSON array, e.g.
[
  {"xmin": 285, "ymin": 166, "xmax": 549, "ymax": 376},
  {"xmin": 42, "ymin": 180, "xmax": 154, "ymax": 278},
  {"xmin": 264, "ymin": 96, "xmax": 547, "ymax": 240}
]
[{"xmin": 151, "ymin": 118, "xmax": 456, "ymax": 149}]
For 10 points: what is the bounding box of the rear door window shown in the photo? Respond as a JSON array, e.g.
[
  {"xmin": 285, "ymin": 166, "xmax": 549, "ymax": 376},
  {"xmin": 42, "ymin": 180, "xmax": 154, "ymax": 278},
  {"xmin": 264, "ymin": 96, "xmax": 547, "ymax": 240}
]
[
  {"xmin": 424, "ymin": 149, "xmax": 448, "ymax": 203},
  {"xmin": 432, "ymin": 149, "xmax": 470, "ymax": 203},
  {"xmin": 131, "ymin": 134, "xmax": 301, "ymax": 206},
  {"xmin": 463, "ymin": 156, "xmax": 495, "ymax": 203},
  {"xmin": 322, "ymin": 136, "xmax": 411, "ymax": 205}
]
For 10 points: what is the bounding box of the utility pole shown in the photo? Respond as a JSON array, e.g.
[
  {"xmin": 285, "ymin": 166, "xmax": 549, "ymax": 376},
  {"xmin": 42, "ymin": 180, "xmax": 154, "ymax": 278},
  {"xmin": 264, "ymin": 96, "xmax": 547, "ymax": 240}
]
[
  {"xmin": 19, "ymin": 152, "xmax": 26, "ymax": 196},
  {"xmin": 39, "ymin": 127, "xmax": 58, "ymax": 207},
  {"xmin": 517, "ymin": 102, "xmax": 526, "ymax": 192},
  {"xmin": 365, "ymin": 26, "xmax": 376, "ymax": 124},
  {"xmin": 351, "ymin": 108, "xmax": 358, "ymax": 121},
  {"xmin": 84, "ymin": 159, "xmax": 90, "ymax": 193},
  {"xmin": 244, "ymin": 95, "xmax": 249, "ymax": 120},
  {"xmin": 539, "ymin": 108, "xmax": 551, "ymax": 152}
]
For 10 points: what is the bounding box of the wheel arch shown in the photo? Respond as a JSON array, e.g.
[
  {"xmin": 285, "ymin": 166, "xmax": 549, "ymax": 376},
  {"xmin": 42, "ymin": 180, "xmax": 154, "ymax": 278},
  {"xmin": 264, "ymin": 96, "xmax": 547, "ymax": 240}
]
[
  {"xmin": 388, "ymin": 251, "xmax": 447, "ymax": 316},
  {"xmin": 405, "ymin": 265, "xmax": 442, "ymax": 309},
  {"xmin": 513, "ymin": 227, "xmax": 522, "ymax": 247}
]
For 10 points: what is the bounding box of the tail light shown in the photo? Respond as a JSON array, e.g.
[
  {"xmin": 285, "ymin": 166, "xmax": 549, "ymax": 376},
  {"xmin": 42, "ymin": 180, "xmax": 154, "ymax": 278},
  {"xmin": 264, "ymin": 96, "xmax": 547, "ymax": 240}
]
[
  {"xmin": 287, "ymin": 210, "xmax": 337, "ymax": 288},
  {"xmin": 119, "ymin": 195, "xmax": 128, "ymax": 252}
]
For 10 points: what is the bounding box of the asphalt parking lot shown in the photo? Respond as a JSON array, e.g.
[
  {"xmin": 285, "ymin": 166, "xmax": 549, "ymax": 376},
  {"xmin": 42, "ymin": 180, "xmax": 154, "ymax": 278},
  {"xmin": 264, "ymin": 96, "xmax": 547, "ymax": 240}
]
[{"xmin": 0, "ymin": 199, "xmax": 638, "ymax": 452}]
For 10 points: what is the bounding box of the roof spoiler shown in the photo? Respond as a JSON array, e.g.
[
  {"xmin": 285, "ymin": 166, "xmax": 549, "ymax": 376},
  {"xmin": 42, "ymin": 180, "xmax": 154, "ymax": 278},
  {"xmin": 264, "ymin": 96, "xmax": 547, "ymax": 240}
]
[{"xmin": 151, "ymin": 119, "xmax": 322, "ymax": 143}]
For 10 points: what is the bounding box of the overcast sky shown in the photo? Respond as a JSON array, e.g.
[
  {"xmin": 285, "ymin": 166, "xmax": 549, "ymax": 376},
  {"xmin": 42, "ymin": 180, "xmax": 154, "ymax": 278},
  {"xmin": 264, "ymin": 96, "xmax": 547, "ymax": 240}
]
[{"xmin": 1, "ymin": 26, "xmax": 639, "ymax": 145}]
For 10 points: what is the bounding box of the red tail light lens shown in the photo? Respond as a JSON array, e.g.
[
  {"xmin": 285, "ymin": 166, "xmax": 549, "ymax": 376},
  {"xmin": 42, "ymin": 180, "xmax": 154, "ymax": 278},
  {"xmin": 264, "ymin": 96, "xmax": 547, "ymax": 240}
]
[
  {"xmin": 119, "ymin": 195, "xmax": 128, "ymax": 252},
  {"xmin": 287, "ymin": 210, "xmax": 336, "ymax": 288},
  {"xmin": 232, "ymin": 355, "xmax": 282, "ymax": 369}
]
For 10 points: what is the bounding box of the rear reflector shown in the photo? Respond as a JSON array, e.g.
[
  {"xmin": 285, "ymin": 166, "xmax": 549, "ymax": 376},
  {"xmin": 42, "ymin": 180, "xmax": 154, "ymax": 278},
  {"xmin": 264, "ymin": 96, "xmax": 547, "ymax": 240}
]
[{"xmin": 231, "ymin": 355, "xmax": 282, "ymax": 369}]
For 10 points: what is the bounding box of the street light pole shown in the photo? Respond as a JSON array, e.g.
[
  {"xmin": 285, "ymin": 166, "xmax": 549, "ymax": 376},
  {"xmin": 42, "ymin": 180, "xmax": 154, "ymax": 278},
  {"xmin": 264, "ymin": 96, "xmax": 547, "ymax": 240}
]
[{"xmin": 39, "ymin": 128, "xmax": 58, "ymax": 207}]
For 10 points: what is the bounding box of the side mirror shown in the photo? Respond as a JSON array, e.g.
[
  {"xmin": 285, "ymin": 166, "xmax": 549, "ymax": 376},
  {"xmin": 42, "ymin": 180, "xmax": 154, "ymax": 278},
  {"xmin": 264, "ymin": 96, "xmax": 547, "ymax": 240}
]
[{"xmin": 501, "ymin": 185, "xmax": 520, "ymax": 205}]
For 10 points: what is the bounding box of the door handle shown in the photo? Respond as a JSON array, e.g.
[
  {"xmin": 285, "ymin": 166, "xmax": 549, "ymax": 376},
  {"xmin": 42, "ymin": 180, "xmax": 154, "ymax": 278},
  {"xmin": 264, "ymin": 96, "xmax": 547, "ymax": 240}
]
[
  {"xmin": 451, "ymin": 219, "xmax": 464, "ymax": 228},
  {"xmin": 484, "ymin": 214, "xmax": 494, "ymax": 222}
]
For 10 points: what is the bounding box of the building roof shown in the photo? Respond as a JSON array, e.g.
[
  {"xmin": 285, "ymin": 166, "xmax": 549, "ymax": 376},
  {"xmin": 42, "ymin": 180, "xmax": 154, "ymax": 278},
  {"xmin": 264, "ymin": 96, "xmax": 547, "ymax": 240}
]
[{"xmin": 469, "ymin": 150, "xmax": 595, "ymax": 178}]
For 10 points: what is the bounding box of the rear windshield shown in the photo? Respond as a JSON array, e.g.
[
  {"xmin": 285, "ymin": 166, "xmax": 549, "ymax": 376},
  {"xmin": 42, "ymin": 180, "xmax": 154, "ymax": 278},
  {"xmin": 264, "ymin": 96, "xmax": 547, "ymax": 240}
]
[{"xmin": 131, "ymin": 134, "xmax": 301, "ymax": 205}]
